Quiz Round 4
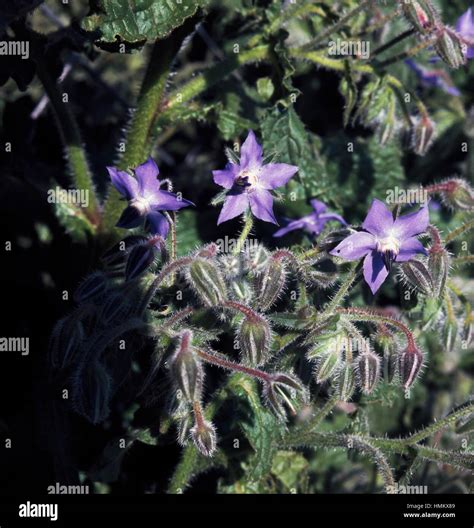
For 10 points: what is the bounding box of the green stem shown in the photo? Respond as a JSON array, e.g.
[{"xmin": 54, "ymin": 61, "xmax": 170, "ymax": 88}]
[
  {"xmin": 103, "ymin": 25, "xmax": 194, "ymax": 233},
  {"xmin": 371, "ymin": 29, "xmax": 416, "ymax": 57},
  {"xmin": 299, "ymin": 0, "xmax": 374, "ymax": 51},
  {"xmin": 35, "ymin": 55, "xmax": 99, "ymax": 223},
  {"xmin": 375, "ymin": 35, "xmax": 437, "ymax": 68},
  {"xmin": 323, "ymin": 264, "xmax": 360, "ymax": 314},
  {"xmin": 289, "ymin": 393, "xmax": 339, "ymax": 439},
  {"xmin": 445, "ymin": 219, "xmax": 474, "ymax": 244},
  {"xmin": 232, "ymin": 213, "xmax": 254, "ymax": 256}
]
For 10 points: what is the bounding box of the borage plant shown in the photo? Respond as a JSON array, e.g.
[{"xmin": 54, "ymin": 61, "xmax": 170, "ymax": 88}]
[{"xmin": 26, "ymin": 0, "xmax": 473, "ymax": 494}]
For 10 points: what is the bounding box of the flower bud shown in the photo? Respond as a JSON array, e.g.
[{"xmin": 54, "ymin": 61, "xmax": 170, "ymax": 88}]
[
  {"xmin": 398, "ymin": 344, "xmax": 424, "ymax": 389},
  {"xmin": 356, "ymin": 350, "xmax": 381, "ymax": 394},
  {"xmin": 427, "ymin": 245, "xmax": 449, "ymax": 297},
  {"xmin": 257, "ymin": 256, "xmax": 287, "ymax": 311},
  {"xmin": 316, "ymin": 345, "xmax": 341, "ymax": 383},
  {"xmin": 336, "ymin": 363, "xmax": 356, "ymax": 401},
  {"xmin": 411, "ymin": 114, "xmax": 436, "ymax": 156},
  {"xmin": 400, "ymin": 259, "xmax": 434, "ymax": 296},
  {"xmin": 74, "ymin": 272, "xmax": 107, "ymax": 304},
  {"xmin": 263, "ymin": 372, "xmax": 306, "ymax": 420},
  {"xmin": 437, "ymin": 179, "xmax": 474, "ymax": 211},
  {"xmin": 170, "ymin": 331, "xmax": 203, "ymax": 402},
  {"xmin": 378, "ymin": 334, "xmax": 398, "ymax": 383},
  {"xmin": 191, "ymin": 419, "xmax": 217, "ymax": 457},
  {"xmin": 101, "ymin": 235, "xmax": 148, "ymax": 268},
  {"xmin": 177, "ymin": 412, "xmax": 193, "ymax": 446},
  {"xmin": 401, "ymin": 0, "xmax": 439, "ymax": 34},
  {"xmin": 100, "ymin": 292, "xmax": 131, "ymax": 325},
  {"xmin": 443, "ymin": 316, "xmax": 458, "ymax": 352},
  {"xmin": 239, "ymin": 315, "xmax": 271, "ymax": 366},
  {"xmin": 434, "ymin": 27, "xmax": 467, "ymax": 69},
  {"xmin": 125, "ymin": 240, "xmax": 161, "ymax": 281},
  {"xmin": 187, "ymin": 258, "xmax": 227, "ymax": 306},
  {"xmin": 49, "ymin": 315, "xmax": 84, "ymax": 371}
]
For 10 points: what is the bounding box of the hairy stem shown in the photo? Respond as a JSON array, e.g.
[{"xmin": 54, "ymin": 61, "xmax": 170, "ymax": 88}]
[{"xmin": 232, "ymin": 213, "xmax": 254, "ymax": 256}]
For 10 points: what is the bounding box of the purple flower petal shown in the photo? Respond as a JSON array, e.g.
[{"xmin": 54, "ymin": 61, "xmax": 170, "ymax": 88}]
[
  {"xmin": 456, "ymin": 8, "xmax": 474, "ymax": 37},
  {"xmin": 217, "ymin": 192, "xmax": 249, "ymax": 225},
  {"xmin": 147, "ymin": 211, "xmax": 170, "ymax": 238},
  {"xmin": 213, "ymin": 163, "xmax": 238, "ymax": 189},
  {"xmin": 362, "ymin": 199, "xmax": 394, "ymax": 237},
  {"xmin": 393, "ymin": 204, "xmax": 429, "ymax": 240},
  {"xmin": 249, "ymin": 189, "xmax": 277, "ymax": 224},
  {"xmin": 258, "ymin": 163, "xmax": 298, "ymax": 190},
  {"xmin": 240, "ymin": 130, "xmax": 263, "ymax": 169},
  {"xmin": 363, "ymin": 251, "xmax": 389, "ymax": 294},
  {"xmin": 310, "ymin": 199, "xmax": 328, "ymax": 215},
  {"xmin": 330, "ymin": 232, "xmax": 376, "ymax": 260},
  {"xmin": 273, "ymin": 219, "xmax": 307, "ymax": 237},
  {"xmin": 319, "ymin": 212, "xmax": 348, "ymax": 226},
  {"xmin": 395, "ymin": 237, "xmax": 427, "ymax": 262},
  {"xmin": 135, "ymin": 158, "xmax": 160, "ymax": 195},
  {"xmin": 151, "ymin": 190, "xmax": 194, "ymax": 211},
  {"xmin": 116, "ymin": 205, "xmax": 143, "ymax": 229},
  {"xmin": 107, "ymin": 167, "xmax": 139, "ymax": 200}
]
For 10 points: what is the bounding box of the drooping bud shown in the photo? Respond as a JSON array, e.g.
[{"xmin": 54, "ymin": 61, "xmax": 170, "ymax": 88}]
[
  {"xmin": 100, "ymin": 292, "xmax": 131, "ymax": 325},
  {"xmin": 434, "ymin": 27, "xmax": 467, "ymax": 69},
  {"xmin": 427, "ymin": 245, "xmax": 449, "ymax": 297},
  {"xmin": 401, "ymin": 0, "xmax": 440, "ymax": 34},
  {"xmin": 319, "ymin": 228, "xmax": 354, "ymax": 253},
  {"xmin": 187, "ymin": 258, "xmax": 227, "ymax": 306},
  {"xmin": 125, "ymin": 244, "xmax": 156, "ymax": 281},
  {"xmin": 443, "ymin": 314, "xmax": 458, "ymax": 352},
  {"xmin": 101, "ymin": 235, "xmax": 148, "ymax": 269},
  {"xmin": 356, "ymin": 350, "xmax": 381, "ymax": 394},
  {"xmin": 336, "ymin": 363, "xmax": 356, "ymax": 401},
  {"xmin": 256, "ymin": 255, "xmax": 287, "ymax": 311},
  {"xmin": 239, "ymin": 314, "xmax": 271, "ymax": 366},
  {"xmin": 263, "ymin": 372, "xmax": 306, "ymax": 421},
  {"xmin": 431, "ymin": 179, "xmax": 474, "ymax": 211},
  {"xmin": 398, "ymin": 343, "xmax": 424, "ymax": 389},
  {"xmin": 377, "ymin": 332, "xmax": 398, "ymax": 383},
  {"xmin": 411, "ymin": 114, "xmax": 436, "ymax": 156},
  {"xmin": 73, "ymin": 272, "xmax": 108, "ymax": 304},
  {"xmin": 170, "ymin": 330, "xmax": 203, "ymax": 402},
  {"xmin": 400, "ymin": 259, "xmax": 434, "ymax": 296},
  {"xmin": 190, "ymin": 419, "xmax": 217, "ymax": 457},
  {"xmin": 49, "ymin": 315, "xmax": 85, "ymax": 371}
]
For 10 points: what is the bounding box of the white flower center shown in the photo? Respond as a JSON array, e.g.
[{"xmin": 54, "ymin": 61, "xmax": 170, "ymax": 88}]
[
  {"xmin": 238, "ymin": 168, "xmax": 260, "ymax": 188},
  {"xmin": 376, "ymin": 234, "xmax": 400, "ymax": 256},
  {"xmin": 131, "ymin": 196, "xmax": 152, "ymax": 215}
]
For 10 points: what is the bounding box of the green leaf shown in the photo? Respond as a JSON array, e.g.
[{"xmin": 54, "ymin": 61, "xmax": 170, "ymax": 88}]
[
  {"xmin": 175, "ymin": 209, "xmax": 200, "ymax": 256},
  {"xmin": 271, "ymin": 451, "xmax": 308, "ymax": 491},
  {"xmin": 82, "ymin": 0, "xmax": 209, "ymax": 44},
  {"xmin": 229, "ymin": 375, "xmax": 282, "ymax": 483},
  {"xmin": 261, "ymin": 105, "xmax": 329, "ymax": 207},
  {"xmin": 52, "ymin": 200, "xmax": 95, "ymax": 243}
]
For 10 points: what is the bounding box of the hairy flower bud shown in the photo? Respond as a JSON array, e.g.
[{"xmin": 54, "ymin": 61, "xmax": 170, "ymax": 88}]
[
  {"xmin": 74, "ymin": 272, "xmax": 107, "ymax": 304},
  {"xmin": 436, "ymin": 179, "xmax": 474, "ymax": 211},
  {"xmin": 377, "ymin": 333, "xmax": 398, "ymax": 383},
  {"xmin": 257, "ymin": 256, "xmax": 287, "ymax": 311},
  {"xmin": 187, "ymin": 258, "xmax": 227, "ymax": 306},
  {"xmin": 411, "ymin": 114, "xmax": 436, "ymax": 156},
  {"xmin": 434, "ymin": 27, "xmax": 467, "ymax": 69},
  {"xmin": 177, "ymin": 412, "xmax": 193, "ymax": 446},
  {"xmin": 100, "ymin": 292, "xmax": 131, "ymax": 325},
  {"xmin": 102, "ymin": 235, "xmax": 148, "ymax": 268},
  {"xmin": 400, "ymin": 259, "xmax": 434, "ymax": 296},
  {"xmin": 49, "ymin": 315, "xmax": 85, "ymax": 371},
  {"xmin": 398, "ymin": 344, "xmax": 424, "ymax": 389},
  {"xmin": 401, "ymin": 0, "xmax": 439, "ymax": 34},
  {"xmin": 316, "ymin": 346, "xmax": 341, "ymax": 383},
  {"xmin": 125, "ymin": 243, "xmax": 157, "ymax": 281},
  {"xmin": 356, "ymin": 350, "xmax": 381, "ymax": 394},
  {"xmin": 427, "ymin": 245, "xmax": 449, "ymax": 297},
  {"xmin": 191, "ymin": 419, "xmax": 217, "ymax": 457},
  {"xmin": 239, "ymin": 314, "xmax": 271, "ymax": 366},
  {"xmin": 170, "ymin": 331, "xmax": 203, "ymax": 402},
  {"xmin": 443, "ymin": 316, "xmax": 458, "ymax": 352},
  {"xmin": 336, "ymin": 363, "xmax": 356, "ymax": 401},
  {"xmin": 263, "ymin": 373, "xmax": 306, "ymax": 420}
]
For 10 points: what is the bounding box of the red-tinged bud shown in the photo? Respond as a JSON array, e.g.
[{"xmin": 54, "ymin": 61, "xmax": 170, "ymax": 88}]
[
  {"xmin": 257, "ymin": 255, "xmax": 287, "ymax": 311},
  {"xmin": 430, "ymin": 179, "xmax": 474, "ymax": 211},
  {"xmin": 356, "ymin": 350, "xmax": 381, "ymax": 394},
  {"xmin": 74, "ymin": 272, "xmax": 107, "ymax": 303},
  {"xmin": 263, "ymin": 372, "xmax": 306, "ymax": 420},
  {"xmin": 239, "ymin": 314, "xmax": 271, "ymax": 366},
  {"xmin": 170, "ymin": 331, "xmax": 203, "ymax": 402},
  {"xmin": 398, "ymin": 344, "xmax": 424, "ymax": 389},
  {"xmin": 401, "ymin": 0, "xmax": 440, "ymax": 34},
  {"xmin": 400, "ymin": 259, "xmax": 434, "ymax": 296},
  {"xmin": 336, "ymin": 363, "xmax": 356, "ymax": 401},
  {"xmin": 190, "ymin": 419, "xmax": 217, "ymax": 457},
  {"xmin": 187, "ymin": 258, "xmax": 227, "ymax": 307},
  {"xmin": 434, "ymin": 27, "xmax": 467, "ymax": 69},
  {"xmin": 411, "ymin": 114, "xmax": 436, "ymax": 156}
]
